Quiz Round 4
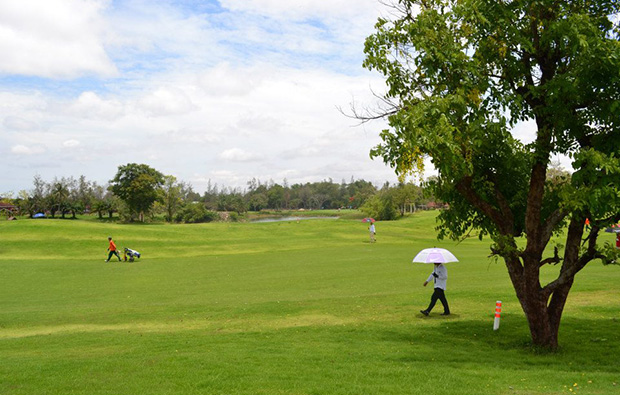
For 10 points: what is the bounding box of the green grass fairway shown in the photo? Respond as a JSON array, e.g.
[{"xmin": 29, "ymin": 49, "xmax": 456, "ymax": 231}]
[{"xmin": 1, "ymin": 212, "xmax": 619, "ymax": 394}]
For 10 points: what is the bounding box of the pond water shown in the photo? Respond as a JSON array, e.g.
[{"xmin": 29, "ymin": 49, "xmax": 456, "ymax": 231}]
[{"xmin": 250, "ymin": 216, "xmax": 339, "ymax": 223}]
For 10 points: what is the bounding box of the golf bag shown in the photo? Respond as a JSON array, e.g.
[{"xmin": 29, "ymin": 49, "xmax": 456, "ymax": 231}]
[{"xmin": 123, "ymin": 248, "xmax": 141, "ymax": 262}]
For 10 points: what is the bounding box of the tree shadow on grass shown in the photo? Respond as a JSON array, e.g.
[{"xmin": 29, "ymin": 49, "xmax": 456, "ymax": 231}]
[{"xmin": 379, "ymin": 314, "xmax": 620, "ymax": 372}]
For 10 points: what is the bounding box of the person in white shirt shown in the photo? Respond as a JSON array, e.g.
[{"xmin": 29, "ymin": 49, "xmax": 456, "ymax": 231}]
[
  {"xmin": 420, "ymin": 262, "xmax": 450, "ymax": 316},
  {"xmin": 369, "ymin": 223, "xmax": 376, "ymax": 243}
]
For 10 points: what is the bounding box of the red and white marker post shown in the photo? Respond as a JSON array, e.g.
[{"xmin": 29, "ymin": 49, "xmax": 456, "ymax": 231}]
[{"xmin": 493, "ymin": 301, "xmax": 502, "ymax": 331}]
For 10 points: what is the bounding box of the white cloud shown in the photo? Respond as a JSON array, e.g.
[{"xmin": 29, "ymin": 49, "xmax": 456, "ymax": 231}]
[
  {"xmin": 11, "ymin": 144, "xmax": 46, "ymax": 155},
  {"xmin": 137, "ymin": 87, "xmax": 197, "ymax": 116},
  {"xmin": 3, "ymin": 116, "xmax": 39, "ymax": 131},
  {"xmin": 0, "ymin": 91, "xmax": 48, "ymax": 112},
  {"xmin": 281, "ymin": 146, "xmax": 320, "ymax": 158},
  {"xmin": 0, "ymin": 0, "xmax": 405, "ymax": 193},
  {"xmin": 62, "ymin": 139, "xmax": 81, "ymax": 148},
  {"xmin": 105, "ymin": 1, "xmax": 218, "ymax": 59},
  {"xmin": 155, "ymin": 128, "xmax": 221, "ymax": 144},
  {"xmin": 220, "ymin": 0, "xmax": 379, "ymax": 21},
  {"xmin": 197, "ymin": 63, "xmax": 264, "ymax": 97},
  {"xmin": 219, "ymin": 148, "xmax": 264, "ymax": 162},
  {"xmin": 0, "ymin": 0, "xmax": 117, "ymax": 78},
  {"xmin": 232, "ymin": 112, "xmax": 284, "ymax": 136},
  {"xmin": 67, "ymin": 92, "xmax": 125, "ymax": 120},
  {"xmin": 217, "ymin": 0, "xmax": 382, "ymax": 64}
]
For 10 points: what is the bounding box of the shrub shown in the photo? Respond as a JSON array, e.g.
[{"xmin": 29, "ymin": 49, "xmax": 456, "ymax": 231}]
[
  {"xmin": 360, "ymin": 193, "xmax": 398, "ymax": 221},
  {"xmin": 175, "ymin": 204, "xmax": 217, "ymax": 223},
  {"xmin": 228, "ymin": 212, "xmax": 240, "ymax": 222}
]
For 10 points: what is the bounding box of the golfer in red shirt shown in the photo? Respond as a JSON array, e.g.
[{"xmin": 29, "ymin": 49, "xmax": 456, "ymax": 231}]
[{"xmin": 106, "ymin": 236, "xmax": 122, "ymax": 262}]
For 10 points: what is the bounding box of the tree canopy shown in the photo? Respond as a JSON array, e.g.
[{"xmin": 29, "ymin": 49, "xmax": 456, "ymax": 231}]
[
  {"xmin": 109, "ymin": 163, "xmax": 165, "ymax": 222},
  {"xmin": 364, "ymin": 0, "xmax": 620, "ymax": 349}
]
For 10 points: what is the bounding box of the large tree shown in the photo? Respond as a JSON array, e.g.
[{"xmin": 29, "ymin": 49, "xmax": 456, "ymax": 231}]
[
  {"xmin": 363, "ymin": 0, "xmax": 620, "ymax": 349},
  {"xmin": 109, "ymin": 163, "xmax": 164, "ymax": 222}
]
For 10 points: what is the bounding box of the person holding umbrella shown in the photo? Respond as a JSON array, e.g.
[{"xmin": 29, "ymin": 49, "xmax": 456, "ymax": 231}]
[
  {"xmin": 413, "ymin": 248, "xmax": 456, "ymax": 316},
  {"xmin": 369, "ymin": 222, "xmax": 376, "ymax": 243},
  {"xmin": 420, "ymin": 261, "xmax": 450, "ymax": 316},
  {"xmin": 363, "ymin": 218, "xmax": 376, "ymax": 243}
]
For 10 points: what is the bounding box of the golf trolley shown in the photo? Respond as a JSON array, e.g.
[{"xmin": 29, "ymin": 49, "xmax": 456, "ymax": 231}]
[{"xmin": 123, "ymin": 248, "xmax": 141, "ymax": 262}]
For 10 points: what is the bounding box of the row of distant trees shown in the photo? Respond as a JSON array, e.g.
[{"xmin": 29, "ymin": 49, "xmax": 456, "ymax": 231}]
[
  {"xmin": 2, "ymin": 163, "xmax": 434, "ymax": 223},
  {"xmin": 8, "ymin": 174, "xmax": 118, "ymax": 220}
]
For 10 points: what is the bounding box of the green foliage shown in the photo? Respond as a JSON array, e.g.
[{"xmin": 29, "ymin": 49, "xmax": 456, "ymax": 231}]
[
  {"xmin": 92, "ymin": 194, "xmax": 120, "ymax": 219},
  {"xmin": 109, "ymin": 163, "xmax": 165, "ymax": 221},
  {"xmin": 247, "ymin": 192, "xmax": 268, "ymax": 211},
  {"xmin": 361, "ymin": 191, "xmax": 398, "ymax": 221},
  {"xmin": 365, "ymin": 0, "xmax": 620, "ymax": 235},
  {"xmin": 364, "ymin": 0, "xmax": 620, "ymax": 349},
  {"xmin": 160, "ymin": 175, "xmax": 191, "ymax": 222},
  {"xmin": 216, "ymin": 192, "xmax": 247, "ymax": 213},
  {"xmin": 16, "ymin": 175, "xmax": 427, "ymax": 220},
  {"xmin": 174, "ymin": 203, "xmax": 218, "ymax": 223},
  {"xmin": 385, "ymin": 182, "xmax": 424, "ymax": 216}
]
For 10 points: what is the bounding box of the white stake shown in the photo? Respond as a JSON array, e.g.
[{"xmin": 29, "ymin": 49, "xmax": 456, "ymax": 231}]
[{"xmin": 493, "ymin": 301, "xmax": 502, "ymax": 331}]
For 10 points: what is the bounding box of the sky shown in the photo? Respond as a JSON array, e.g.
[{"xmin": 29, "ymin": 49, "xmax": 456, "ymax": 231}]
[
  {"xmin": 0, "ymin": 0, "xmax": 559, "ymax": 196},
  {"xmin": 1, "ymin": 0, "xmax": 412, "ymax": 194}
]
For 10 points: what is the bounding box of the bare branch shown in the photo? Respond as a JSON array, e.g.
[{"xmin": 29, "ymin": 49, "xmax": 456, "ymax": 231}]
[
  {"xmin": 378, "ymin": 0, "xmax": 418, "ymax": 19},
  {"xmin": 338, "ymin": 88, "xmax": 401, "ymax": 125}
]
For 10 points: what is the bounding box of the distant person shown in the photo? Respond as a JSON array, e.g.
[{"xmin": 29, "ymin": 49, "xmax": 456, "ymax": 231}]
[
  {"xmin": 420, "ymin": 262, "xmax": 450, "ymax": 316},
  {"xmin": 369, "ymin": 222, "xmax": 376, "ymax": 243},
  {"xmin": 106, "ymin": 236, "xmax": 122, "ymax": 262},
  {"xmin": 616, "ymin": 233, "xmax": 620, "ymax": 249}
]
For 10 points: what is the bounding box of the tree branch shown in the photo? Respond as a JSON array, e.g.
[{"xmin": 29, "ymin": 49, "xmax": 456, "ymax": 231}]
[
  {"xmin": 541, "ymin": 207, "xmax": 569, "ymax": 246},
  {"xmin": 539, "ymin": 246, "xmax": 561, "ymax": 267},
  {"xmin": 490, "ymin": 174, "xmax": 515, "ymax": 233},
  {"xmin": 455, "ymin": 176, "xmax": 513, "ymax": 235},
  {"xmin": 543, "ymin": 219, "xmax": 598, "ymax": 296},
  {"xmin": 339, "ymin": 89, "xmax": 401, "ymax": 125}
]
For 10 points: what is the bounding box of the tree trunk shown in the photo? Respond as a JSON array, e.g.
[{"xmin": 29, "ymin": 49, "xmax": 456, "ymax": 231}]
[
  {"xmin": 521, "ymin": 289, "xmax": 558, "ymax": 350},
  {"xmin": 520, "ymin": 279, "xmax": 573, "ymax": 351},
  {"xmin": 503, "ymin": 254, "xmax": 572, "ymax": 351}
]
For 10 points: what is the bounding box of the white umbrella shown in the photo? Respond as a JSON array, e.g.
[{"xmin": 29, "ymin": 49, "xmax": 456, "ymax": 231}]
[{"xmin": 412, "ymin": 248, "xmax": 459, "ymax": 264}]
